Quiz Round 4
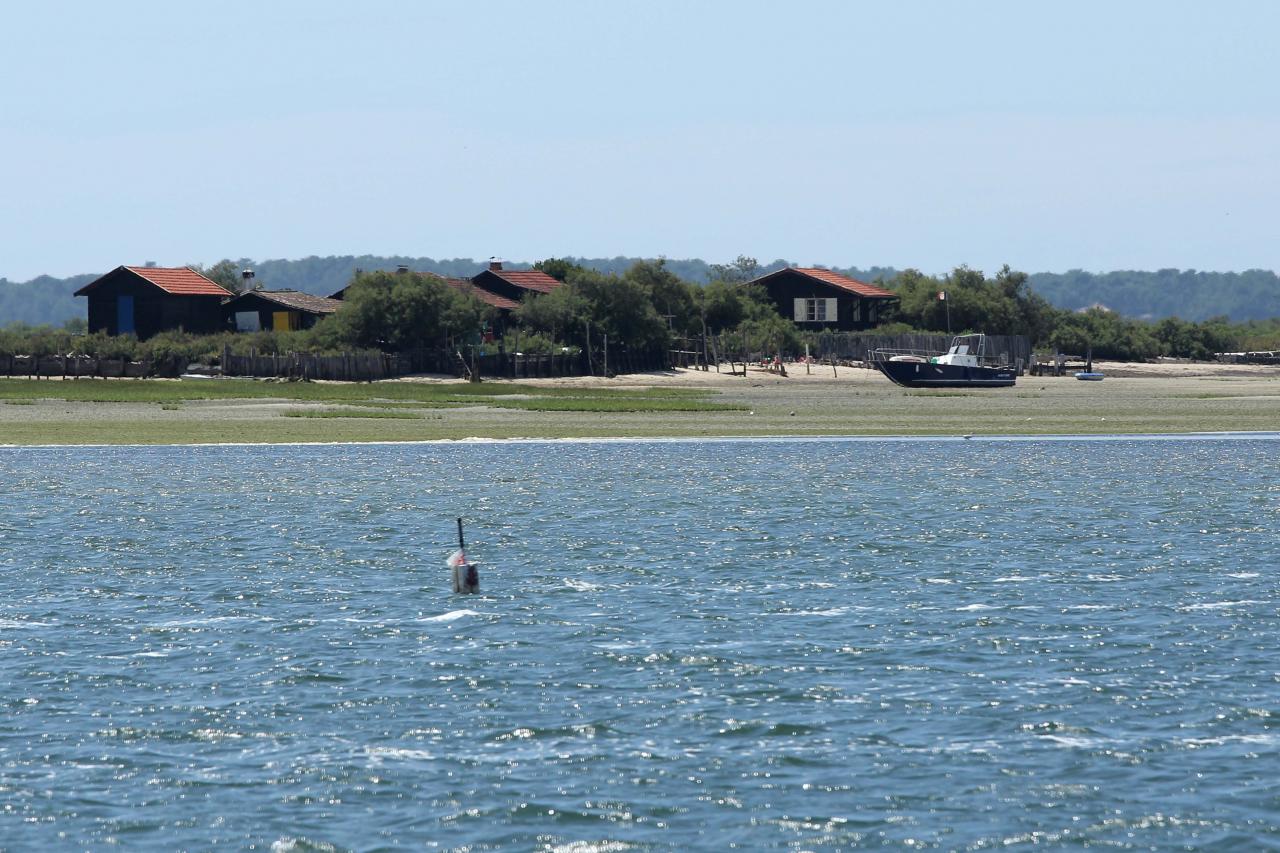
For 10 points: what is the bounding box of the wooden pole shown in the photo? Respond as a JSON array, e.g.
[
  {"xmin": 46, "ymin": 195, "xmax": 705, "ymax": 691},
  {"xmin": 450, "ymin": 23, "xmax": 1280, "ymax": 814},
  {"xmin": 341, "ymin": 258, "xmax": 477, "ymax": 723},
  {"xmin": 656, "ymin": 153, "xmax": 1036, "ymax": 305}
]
[
  {"xmin": 452, "ymin": 517, "xmax": 479, "ymax": 594},
  {"xmin": 701, "ymin": 318, "xmax": 710, "ymax": 371}
]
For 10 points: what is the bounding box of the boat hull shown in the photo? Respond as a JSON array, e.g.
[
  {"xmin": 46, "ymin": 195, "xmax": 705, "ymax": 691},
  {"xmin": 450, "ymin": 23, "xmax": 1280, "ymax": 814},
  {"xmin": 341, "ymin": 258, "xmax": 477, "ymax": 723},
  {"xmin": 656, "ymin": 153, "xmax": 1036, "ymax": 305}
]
[{"xmin": 875, "ymin": 360, "xmax": 1016, "ymax": 388}]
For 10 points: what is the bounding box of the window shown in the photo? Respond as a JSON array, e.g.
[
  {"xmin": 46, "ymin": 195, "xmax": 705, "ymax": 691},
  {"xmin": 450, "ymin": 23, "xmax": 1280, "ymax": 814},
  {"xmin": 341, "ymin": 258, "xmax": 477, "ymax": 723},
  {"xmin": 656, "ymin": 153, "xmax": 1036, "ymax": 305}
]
[{"xmin": 793, "ymin": 298, "xmax": 838, "ymax": 322}]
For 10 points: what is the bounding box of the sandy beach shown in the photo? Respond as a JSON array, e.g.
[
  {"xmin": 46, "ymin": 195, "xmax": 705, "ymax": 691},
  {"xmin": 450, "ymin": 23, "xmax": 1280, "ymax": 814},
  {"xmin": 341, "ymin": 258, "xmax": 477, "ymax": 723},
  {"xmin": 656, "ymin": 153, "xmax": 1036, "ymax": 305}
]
[{"xmin": 1, "ymin": 359, "xmax": 1277, "ymax": 445}]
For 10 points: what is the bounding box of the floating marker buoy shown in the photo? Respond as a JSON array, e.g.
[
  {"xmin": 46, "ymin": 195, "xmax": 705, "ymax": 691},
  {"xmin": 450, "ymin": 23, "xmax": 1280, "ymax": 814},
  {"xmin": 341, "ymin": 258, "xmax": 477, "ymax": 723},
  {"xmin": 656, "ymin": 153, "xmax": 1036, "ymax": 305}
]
[{"xmin": 449, "ymin": 517, "xmax": 479, "ymax": 594}]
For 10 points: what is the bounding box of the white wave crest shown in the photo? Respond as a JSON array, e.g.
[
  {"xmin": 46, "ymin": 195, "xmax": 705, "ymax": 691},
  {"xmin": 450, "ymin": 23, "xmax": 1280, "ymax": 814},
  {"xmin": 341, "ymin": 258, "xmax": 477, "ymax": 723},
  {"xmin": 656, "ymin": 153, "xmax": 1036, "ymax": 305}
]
[{"xmin": 420, "ymin": 609, "xmax": 482, "ymax": 622}]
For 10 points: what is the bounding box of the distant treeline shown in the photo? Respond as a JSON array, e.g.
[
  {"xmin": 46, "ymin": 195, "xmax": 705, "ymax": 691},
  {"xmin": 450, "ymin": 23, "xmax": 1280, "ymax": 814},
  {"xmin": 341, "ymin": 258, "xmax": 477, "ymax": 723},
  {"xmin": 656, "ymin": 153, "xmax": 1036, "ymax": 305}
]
[
  {"xmin": 3, "ymin": 255, "xmax": 1279, "ymax": 328},
  {"xmin": 1031, "ymin": 268, "xmax": 1280, "ymax": 322}
]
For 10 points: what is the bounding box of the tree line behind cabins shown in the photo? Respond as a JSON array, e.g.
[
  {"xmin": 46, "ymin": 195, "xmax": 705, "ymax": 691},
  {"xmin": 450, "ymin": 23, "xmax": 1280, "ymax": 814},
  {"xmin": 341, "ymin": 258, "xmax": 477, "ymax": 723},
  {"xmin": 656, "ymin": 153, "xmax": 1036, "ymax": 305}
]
[
  {"xmin": 3, "ymin": 258, "xmax": 1279, "ymax": 379},
  {"xmin": 9, "ymin": 255, "xmax": 1280, "ymax": 328}
]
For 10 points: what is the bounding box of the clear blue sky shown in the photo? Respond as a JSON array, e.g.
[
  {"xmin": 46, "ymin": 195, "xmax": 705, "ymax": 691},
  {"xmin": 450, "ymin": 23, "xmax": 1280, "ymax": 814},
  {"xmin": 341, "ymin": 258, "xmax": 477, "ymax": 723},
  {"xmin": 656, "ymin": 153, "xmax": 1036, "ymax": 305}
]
[{"xmin": 2, "ymin": 0, "xmax": 1277, "ymax": 281}]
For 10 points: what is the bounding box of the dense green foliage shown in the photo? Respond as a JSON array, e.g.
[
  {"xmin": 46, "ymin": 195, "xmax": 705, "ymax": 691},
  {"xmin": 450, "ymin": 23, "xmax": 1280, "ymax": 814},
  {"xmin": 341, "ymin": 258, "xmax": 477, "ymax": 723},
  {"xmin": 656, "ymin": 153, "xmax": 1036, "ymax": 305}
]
[
  {"xmin": 518, "ymin": 259, "xmax": 795, "ymax": 358},
  {"xmin": 889, "ymin": 266, "xmax": 1058, "ymax": 342},
  {"xmin": 879, "ymin": 265, "xmax": 1277, "ymax": 360},
  {"xmin": 0, "ymin": 255, "xmax": 888, "ymax": 328},
  {"xmin": 307, "ymin": 270, "xmax": 488, "ymax": 351},
  {"xmin": 2, "ymin": 256, "xmax": 794, "ymax": 325},
  {"xmin": 8, "ymin": 253, "xmax": 1280, "ymax": 329},
  {"xmin": 5, "ymin": 257, "xmax": 1280, "ymax": 365}
]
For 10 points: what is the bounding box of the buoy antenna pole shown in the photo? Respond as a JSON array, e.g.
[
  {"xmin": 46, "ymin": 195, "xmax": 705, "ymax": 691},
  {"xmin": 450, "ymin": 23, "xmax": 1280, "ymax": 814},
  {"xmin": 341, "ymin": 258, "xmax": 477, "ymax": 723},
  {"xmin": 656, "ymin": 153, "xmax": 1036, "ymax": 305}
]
[{"xmin": 451, "ymin": 516, "xmax": 479, "ymax": 594}]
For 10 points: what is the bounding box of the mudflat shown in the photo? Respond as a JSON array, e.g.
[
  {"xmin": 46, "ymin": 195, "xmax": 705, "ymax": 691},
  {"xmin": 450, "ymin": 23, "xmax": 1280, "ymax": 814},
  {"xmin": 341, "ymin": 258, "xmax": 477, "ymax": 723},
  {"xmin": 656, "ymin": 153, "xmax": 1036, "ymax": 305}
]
[{"xmin": 0, "ymin": 360, "xmax": 1277, "ymax": 445}]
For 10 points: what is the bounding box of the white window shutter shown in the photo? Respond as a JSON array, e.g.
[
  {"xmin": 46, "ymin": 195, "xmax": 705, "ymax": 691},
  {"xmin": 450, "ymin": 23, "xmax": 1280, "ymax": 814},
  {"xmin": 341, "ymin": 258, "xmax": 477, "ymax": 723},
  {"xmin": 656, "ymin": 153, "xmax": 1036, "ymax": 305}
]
[
  {"xmin": 793, "ymin": 298, "xmax": 807, "ymax": 321},
  {"xmin": 825, "ymin": 298, "xmax": 838, "ymax": 321}
]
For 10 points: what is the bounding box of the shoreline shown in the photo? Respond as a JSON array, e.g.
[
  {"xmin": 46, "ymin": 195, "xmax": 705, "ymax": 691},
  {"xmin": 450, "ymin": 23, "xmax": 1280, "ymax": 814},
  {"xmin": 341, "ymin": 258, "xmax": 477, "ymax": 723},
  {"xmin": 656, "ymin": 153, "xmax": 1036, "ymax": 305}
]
[
  {"xmin": 1, "ymin": 360, "xmax": 1277, "ymax": 445},
  {"xmin": 5, "ymin": 430, "xmax": 1280, "ymax": 451}
]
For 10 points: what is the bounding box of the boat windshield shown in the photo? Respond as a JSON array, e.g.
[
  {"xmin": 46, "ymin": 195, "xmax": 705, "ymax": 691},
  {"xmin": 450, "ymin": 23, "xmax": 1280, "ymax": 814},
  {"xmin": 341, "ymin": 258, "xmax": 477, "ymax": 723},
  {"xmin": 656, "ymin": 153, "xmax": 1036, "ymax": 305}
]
[{"xmin": 950, "ymin": 335, "xmax": 986, "ymax": 358}]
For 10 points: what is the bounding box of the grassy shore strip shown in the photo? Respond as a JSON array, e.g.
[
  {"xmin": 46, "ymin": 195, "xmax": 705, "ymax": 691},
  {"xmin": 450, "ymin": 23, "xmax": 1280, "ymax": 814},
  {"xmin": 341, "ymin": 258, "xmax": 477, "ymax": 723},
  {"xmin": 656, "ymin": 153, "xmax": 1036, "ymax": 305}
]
[
  {"xmin": 0, "ymin": 377, "xmax": 715, "ymax": 404},
  {"xmin": 0, "ymin": 371, "xmax": 1278, "ymax": 445}
]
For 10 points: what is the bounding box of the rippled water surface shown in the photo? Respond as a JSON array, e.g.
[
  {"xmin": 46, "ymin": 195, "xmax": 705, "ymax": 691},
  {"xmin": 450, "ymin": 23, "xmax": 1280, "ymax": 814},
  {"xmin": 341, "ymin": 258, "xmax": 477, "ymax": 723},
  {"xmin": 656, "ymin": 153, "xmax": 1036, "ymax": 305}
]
[{"xmin": 2, "ymin": 438, "xmax": 1279, "ymax": 850}]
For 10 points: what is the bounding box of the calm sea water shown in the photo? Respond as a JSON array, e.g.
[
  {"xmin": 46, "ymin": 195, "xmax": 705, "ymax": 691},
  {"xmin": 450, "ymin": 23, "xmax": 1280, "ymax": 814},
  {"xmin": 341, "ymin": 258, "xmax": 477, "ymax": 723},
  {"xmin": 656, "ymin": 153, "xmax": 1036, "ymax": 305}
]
[{"xmin": 2, "ymin": 437, "xmax": 1279, "ymax": 850}]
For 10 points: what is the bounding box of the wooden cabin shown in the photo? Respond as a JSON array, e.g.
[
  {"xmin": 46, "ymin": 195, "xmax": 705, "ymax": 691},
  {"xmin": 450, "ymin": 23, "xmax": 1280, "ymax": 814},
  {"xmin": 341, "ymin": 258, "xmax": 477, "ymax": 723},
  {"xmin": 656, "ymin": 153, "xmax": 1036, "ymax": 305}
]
[
  {"xmin": 75, "ymin": 266, "xmax": 232, "ymax": 339},
  {"xmin": 223, "ymin": 289, "xmax": 342, "ymax": 332},
  {"xmin": 747, "ymin": 267, "xmax": 898, "ymax": 331},
  {"xmin": 470, "ymin": 259, "xmax": 561, "ymax": 305}
]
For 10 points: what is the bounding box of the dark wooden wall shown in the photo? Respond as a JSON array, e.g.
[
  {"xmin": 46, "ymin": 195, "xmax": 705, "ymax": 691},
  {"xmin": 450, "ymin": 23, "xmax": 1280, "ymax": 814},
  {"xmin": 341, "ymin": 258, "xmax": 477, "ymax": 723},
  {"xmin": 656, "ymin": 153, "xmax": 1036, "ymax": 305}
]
[
  {"xmin": 224, "ymin": 295, "xmax": 324, "ymax": 331},
  {"xmin": 757, "ymin": 270, "xmax": 891, "ymax": 331},
  {"xmin": 84, "ymin": 272, "xmax": 226, "ymax": 339}
]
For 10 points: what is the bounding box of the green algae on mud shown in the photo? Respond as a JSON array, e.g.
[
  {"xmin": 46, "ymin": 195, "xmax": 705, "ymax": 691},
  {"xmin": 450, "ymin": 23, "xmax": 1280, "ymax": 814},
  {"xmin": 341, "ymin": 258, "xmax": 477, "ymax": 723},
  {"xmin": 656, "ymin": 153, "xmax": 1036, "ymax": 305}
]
[{"xmin": 0, "ymin": 371, "xmax": 1278, "ymax": 445}]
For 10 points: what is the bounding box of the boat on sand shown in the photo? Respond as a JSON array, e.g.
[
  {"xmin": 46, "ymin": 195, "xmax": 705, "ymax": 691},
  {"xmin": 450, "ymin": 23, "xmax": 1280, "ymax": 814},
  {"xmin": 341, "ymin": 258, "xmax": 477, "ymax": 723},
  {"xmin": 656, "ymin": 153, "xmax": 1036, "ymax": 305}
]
[{"xmin": 872, "ymin": 334, "xmax": 1017, "ymax": 389}]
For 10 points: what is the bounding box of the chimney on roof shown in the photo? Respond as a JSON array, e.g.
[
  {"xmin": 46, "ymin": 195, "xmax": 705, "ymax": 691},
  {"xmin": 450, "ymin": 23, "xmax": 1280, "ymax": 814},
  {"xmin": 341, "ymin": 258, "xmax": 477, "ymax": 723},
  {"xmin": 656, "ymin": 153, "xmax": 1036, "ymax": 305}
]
[
  {"xmin": 397, "ymin": 264, "xmax": 410, "ymax": 274},
  {"xmin": 488, "ymin": 257, "xmax": 503, "ymax": 272},
  {"xmin": 241, "ymin": 269, "xmax": 255, "ymax": 283}
]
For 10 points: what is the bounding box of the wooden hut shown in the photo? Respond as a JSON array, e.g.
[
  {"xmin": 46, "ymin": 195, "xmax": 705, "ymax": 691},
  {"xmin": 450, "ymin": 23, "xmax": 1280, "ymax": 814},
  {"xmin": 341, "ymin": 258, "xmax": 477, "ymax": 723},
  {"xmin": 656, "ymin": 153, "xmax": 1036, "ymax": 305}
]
[
  {"xmin": 747, "ymin": 267, "xmax": 898, "ymax": 331},
  {"xmin": 470, "ymin": 259, "xmax": 561, "ymax": 304},
  {"xmin": 224, "ymin": 289, "xmax": 342, "ymax": 332},
  {"xmin": 75, "ymin": 266, "xmax": 232, "ymax": 339}
]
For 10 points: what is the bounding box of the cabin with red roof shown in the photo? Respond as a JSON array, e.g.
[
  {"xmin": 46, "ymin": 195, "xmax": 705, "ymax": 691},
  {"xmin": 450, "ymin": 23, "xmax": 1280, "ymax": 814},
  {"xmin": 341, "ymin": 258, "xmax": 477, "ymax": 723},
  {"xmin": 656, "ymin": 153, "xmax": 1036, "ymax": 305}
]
[
  {"xmin": 470, "ymin": 259, "xmax": 561, "ymax": 306},
  {"xmin": 747, "ymin": 267, "xmax": 898, "ymax": 331},
  {"xmin": 74, "ymin": 266, "xmax": 233, "ymax": 339}
]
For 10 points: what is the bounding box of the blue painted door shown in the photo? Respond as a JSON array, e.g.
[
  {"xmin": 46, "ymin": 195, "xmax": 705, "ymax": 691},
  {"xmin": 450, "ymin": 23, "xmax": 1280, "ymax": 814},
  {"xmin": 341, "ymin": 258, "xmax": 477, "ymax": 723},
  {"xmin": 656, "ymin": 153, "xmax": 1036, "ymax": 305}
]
[{"xmin": 117, "ymin": 295, "xmax": 135, "ymax": 335}]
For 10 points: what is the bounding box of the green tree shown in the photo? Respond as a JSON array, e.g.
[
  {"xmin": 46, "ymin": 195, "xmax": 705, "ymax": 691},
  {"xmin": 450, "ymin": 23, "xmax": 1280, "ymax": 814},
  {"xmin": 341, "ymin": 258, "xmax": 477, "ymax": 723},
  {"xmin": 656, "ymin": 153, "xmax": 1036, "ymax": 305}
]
[
  {"xmin": 514, "ymin": 283, "xmax": 588, "ymax": 345},
  {"xmin": 696, "ymin": 280, "xmax": 748, "ymax": 334},
  {"xmin": 887, "ymin": 265, "xmax": 1059, "ymax": 343},
  {"xmin": 533, "ymin": 257, "xmax": 586, "ymax": 282},
  {"xmin": 707, "ymin": 255, "xmax": 761, "ymax": 284},
  {"xmin": 572, "ymin": 266, "xmax": 671, "ymax": 351},
  {"xmin": 622, "ymin": 259, "xmax": 700, "ymax": 337},
  {"xmin": 196, "ymin": 259, "xmax": 245, "ymax": 293},
  {"xmin": 322, "ymin": 270, "xmax": 487, "ymax": 351}
]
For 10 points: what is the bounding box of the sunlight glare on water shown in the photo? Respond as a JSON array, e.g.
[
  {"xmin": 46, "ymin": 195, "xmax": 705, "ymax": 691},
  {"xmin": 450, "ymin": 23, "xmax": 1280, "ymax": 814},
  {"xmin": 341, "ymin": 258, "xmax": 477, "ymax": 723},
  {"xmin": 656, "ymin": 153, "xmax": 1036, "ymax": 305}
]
[{"xmin": 1, "ymin": 437, "xmax": 1278, "ymax": 849}]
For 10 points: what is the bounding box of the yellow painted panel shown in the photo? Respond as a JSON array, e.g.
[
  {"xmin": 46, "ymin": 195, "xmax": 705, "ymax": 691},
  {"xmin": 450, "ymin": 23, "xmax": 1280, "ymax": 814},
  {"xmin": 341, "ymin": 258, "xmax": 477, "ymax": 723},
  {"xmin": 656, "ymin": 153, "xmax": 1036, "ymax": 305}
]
[{"xmin": 272, "ymin": 311, "xmax": 297, "ymax": 332}]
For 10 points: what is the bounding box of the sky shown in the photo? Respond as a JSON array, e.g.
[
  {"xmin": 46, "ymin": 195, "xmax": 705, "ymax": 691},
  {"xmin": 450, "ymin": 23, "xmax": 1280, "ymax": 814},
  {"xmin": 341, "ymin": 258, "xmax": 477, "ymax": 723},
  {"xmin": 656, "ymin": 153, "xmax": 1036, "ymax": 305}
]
[{"xmin": 2, "ymin": 0, "xmax": 1278, "ymax": 281}]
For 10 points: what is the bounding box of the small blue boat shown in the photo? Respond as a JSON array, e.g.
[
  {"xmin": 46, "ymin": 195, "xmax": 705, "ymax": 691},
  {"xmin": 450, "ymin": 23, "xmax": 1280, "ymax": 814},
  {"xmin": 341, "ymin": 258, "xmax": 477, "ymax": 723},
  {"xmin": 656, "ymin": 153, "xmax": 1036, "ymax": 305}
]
[{"xmin": 1075, "ymin": 371, "xmax": 1105, "ymax": 381}]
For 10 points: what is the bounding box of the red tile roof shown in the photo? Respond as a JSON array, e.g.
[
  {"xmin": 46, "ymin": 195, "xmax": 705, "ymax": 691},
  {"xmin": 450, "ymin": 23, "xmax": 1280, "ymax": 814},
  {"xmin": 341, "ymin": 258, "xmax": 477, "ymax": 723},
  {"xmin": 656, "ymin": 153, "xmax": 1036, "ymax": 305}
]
[
  {"xmin": 445, "ymin": 278, "xmax": 520, "ymax": 311},
  {"xmin": 785, "ymin": 267, "xmax": 898, "ymax": 298},
  {"xmin": 75, "ymin": 265, "xmax": 234, "ymax": 297},
  {"xmin": 487, "ymin": 268, "xmax": 561, "ymax": 294},
  {"xmin": 124, "ymin": 266, "xmax": 233, "ymax": 296}
]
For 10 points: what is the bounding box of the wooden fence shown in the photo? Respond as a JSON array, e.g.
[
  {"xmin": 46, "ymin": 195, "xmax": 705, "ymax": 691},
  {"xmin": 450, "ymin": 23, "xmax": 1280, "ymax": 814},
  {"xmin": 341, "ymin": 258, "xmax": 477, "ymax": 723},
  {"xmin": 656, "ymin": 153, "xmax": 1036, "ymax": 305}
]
[
  {"xmin": 221, "ymin": 348, "xmax": 415, "ymax": 381},
  {"xmin": 0, "ymin": 353, "xmax": 165, "ymax": 378},
  {"xmin": 221, "ymin": 345, "xmax": 672, "ymax": 381}
]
